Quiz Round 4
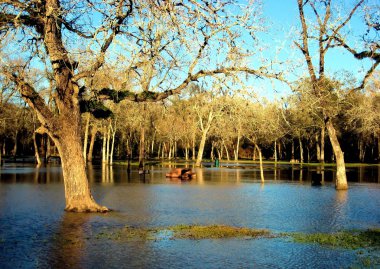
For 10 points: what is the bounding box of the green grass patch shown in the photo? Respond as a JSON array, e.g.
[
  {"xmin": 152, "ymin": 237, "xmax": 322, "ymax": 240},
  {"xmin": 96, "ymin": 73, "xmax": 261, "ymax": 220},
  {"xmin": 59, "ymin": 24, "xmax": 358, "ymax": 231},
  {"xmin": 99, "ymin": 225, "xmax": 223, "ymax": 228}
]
[{"xmin": 292, "ymin": 229, "xmax": 380, "ymax": 249}]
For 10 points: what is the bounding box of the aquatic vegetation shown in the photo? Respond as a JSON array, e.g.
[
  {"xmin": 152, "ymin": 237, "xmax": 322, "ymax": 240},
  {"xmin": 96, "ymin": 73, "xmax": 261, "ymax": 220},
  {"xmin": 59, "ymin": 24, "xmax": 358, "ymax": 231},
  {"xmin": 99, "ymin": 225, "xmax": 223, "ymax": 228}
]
[
  {"xmin": 167, "ymin": 225, "xmax": 272, "ymax": 239},
  {"xmin": 96, "ymin": 225, "xmax": 272, "ymax": 241},
  {"xmin": 292, "ymin": 229, "xmax": 380, "ymax": 249}
]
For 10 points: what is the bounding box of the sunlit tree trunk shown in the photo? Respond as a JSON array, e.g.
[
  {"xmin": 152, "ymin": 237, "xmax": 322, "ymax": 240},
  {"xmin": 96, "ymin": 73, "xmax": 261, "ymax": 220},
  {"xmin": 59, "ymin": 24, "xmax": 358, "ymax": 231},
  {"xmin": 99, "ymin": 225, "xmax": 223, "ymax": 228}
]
[
  {"xmin": 196, "ymin": 111, "xmax": 213, "ymax": 167},
  {"xmin": 274, "ymin": 140, "xmax": 277, "ymax": 163},
  {"xmin": 320, "ymin": 126, "xmax": 325, "ymax": 163},
  {"xmin": 195, "ymin": 132, "xmax": 207, "ymax": 166},
  {"xmin": 51, "ymin": 114, "xmax": 107, "ymax": 212},
  {"xmin": 87, "ymin": 126, "xmax": 97, "ymax": 163},
  {"xmin": 83, "ymin": 113, "xmax": 90, "ymax": 163},
  {"xmin": 316, "ymin": 133, "xmax": 321, "ymax": 162},
  {"xmin": 157, "ymin": 142, "xmax": 161, "ymax": 159},
  {"xmin": 299, "ymin": 137, "xmax": 304, "ymax": 163},
  {"xmin": 106, "ymin": 123, "xmax": 111, "ymax": 163},
  {"xmin": 102, "ymin": 129, "xmax": 107, "ymax": 163},
  {"xmin": 110, "ymin": 124, "xmax": 116, "ymax": 166},
  {"xmin": 33, "ymin": 132, "xmax": 42, "ymax": 167},
  {"xmin": 139, "ymin": 125, "xmax": 145, "ymax": 165},
  {"xmin": 325, "ymin": 118, "xmax": 348, "ymax": 190},
  {"xmin": 192, "ymin": 131, "xmax": 196, "ymax": 161},
  {"xmin": 254, "ymin": 143, "xmax": 264, "ymax": 183},
  {"xmin": 234, "ymin": 134, "xmax": 240, "ymax": 161},
  {"xmin": 185, "ymin": 142, "xmax": 189, "ymax": 161}
]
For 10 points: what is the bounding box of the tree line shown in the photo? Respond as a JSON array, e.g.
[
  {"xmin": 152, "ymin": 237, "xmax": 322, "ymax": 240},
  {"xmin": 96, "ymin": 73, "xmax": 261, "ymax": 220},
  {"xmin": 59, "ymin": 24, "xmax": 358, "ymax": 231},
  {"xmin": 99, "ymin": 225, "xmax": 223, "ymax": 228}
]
[{"xmin": 2, "ymin": 73, "xmax": 379, "ymax": 168}]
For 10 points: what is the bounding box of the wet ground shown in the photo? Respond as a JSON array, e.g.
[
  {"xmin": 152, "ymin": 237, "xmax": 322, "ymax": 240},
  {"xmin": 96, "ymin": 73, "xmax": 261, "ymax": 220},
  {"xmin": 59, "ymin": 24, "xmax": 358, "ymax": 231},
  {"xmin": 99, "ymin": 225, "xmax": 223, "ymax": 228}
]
[{"xmin": 0, "ymin": 163, "xmax": 379, "ymax": 268}]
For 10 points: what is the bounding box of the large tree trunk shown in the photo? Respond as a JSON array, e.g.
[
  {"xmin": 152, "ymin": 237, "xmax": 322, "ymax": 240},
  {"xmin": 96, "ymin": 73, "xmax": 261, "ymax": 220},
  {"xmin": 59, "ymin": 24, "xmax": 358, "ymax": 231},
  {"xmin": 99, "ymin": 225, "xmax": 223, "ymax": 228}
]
[
  {"xmin": 325, "ymin": 118, "xmax": 348, "ymax": 190},
  {"xmin": 53, "ymin": 120, "xmax": 107, "ymax": 212}
]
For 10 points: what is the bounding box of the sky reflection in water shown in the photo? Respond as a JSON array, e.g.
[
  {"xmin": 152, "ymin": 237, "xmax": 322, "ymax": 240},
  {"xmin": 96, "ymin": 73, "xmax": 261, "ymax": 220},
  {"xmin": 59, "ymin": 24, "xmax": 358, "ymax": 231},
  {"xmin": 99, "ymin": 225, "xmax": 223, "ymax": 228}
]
[{"xmin": 0, "ymin": 164, "xmax": 379, "ymax": 268}]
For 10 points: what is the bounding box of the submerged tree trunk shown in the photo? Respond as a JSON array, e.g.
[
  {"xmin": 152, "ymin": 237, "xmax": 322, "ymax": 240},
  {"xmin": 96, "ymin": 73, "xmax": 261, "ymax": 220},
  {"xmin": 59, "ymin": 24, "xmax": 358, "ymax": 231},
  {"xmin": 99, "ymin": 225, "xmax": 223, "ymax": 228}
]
[
  {"xmin": 52, "ymin": 117, "xmax": 107, "ymax": 212},
  {"xmin": 325, "ymin": 118, "xmax": 348, "ymax": 190}
]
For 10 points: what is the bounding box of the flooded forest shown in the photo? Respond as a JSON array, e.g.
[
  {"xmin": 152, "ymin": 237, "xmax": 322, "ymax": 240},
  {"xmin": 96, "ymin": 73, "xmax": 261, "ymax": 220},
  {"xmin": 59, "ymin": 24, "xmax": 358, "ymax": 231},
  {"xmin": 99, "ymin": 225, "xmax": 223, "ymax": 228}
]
[{"xmin": 0, "ymin": 0, "xmax": 379, "ymax": 268}]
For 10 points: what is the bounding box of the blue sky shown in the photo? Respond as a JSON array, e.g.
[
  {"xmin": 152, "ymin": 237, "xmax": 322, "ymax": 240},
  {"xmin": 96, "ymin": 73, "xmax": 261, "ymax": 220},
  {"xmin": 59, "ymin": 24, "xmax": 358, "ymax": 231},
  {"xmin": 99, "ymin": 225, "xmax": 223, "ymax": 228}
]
[{"xmin": 249, "ymin": 0, "xmax": 376, "ymax": 100}]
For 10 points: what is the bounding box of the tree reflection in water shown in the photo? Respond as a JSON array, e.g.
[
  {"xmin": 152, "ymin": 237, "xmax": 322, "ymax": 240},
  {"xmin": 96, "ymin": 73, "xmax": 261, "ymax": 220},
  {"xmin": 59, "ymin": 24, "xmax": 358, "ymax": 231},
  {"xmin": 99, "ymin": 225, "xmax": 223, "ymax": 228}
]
[{"xmin": 47, "ymin": 213, "xmax": 90, "ymax": 268}]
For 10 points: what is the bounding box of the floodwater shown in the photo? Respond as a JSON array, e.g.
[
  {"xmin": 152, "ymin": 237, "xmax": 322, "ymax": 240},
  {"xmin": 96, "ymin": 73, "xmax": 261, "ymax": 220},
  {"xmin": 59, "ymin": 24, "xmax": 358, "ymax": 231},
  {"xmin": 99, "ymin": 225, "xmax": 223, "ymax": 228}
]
[{"xmin": 0, "ymin": 162, "xmax": 379, "ymax": 268}]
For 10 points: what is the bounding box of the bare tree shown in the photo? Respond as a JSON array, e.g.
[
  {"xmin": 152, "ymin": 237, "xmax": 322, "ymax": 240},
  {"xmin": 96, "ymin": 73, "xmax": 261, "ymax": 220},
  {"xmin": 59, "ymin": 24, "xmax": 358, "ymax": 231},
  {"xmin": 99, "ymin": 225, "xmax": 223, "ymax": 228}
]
[
  {"xmin": 0, "ymin": 0, "xmax": 281, "ymax": 212},
  {"xmin": 295, "ymin": 0, "xmax": 373, "ymax": 190}
]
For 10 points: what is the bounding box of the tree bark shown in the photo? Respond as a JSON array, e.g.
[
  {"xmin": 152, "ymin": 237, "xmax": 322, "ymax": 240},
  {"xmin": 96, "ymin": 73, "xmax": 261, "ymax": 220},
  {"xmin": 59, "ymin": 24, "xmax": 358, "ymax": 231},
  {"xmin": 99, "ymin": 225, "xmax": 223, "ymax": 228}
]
[{"xmin": 325, "ymin": 118, "xmax": 348, "ymax": 190}]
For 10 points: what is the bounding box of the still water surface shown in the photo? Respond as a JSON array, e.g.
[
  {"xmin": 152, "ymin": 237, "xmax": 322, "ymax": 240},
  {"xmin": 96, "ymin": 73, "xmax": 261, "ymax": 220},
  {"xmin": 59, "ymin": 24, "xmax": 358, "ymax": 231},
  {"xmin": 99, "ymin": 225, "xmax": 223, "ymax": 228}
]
[{"xmin": 0, "ymin": 163, "xmax": 379, "ymax": 268}]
